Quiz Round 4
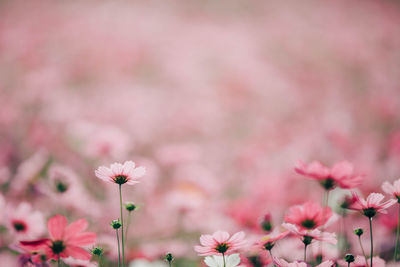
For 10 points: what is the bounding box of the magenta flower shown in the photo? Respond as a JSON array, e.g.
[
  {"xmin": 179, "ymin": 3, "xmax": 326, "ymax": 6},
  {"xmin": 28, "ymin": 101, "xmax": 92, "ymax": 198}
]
[
  {"xmin": 382, "ymin": 179, "xmax": 400, "ymax": 202},
  {"xmin": 20, "ymin": 215, "xmax": 96, "ymax": 261},
  {"xmin": 285, "ymin": 201, "xmax": 332, "ymax": 230},
  {"xmin": 348, "ymin": 191, "xmax": 396, "ymax": 218},
  {"xmin": 295, "ymin": 160, "xmax": 364, "ymax": 190},
  {"xmin": 95, "ymin": 160, "xmax": 146, "ymax": 185},
  {"xmin": 194, "ymin": 231, "xmax": 246, "ymax": 256},
  {"xmin": 257, "ymin": 229, "xmax": 289, "ymax": 251}
]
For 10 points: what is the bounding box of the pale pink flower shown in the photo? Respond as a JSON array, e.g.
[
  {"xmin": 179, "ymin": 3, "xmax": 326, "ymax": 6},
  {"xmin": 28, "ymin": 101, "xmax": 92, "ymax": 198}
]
[
  {"xmin": 295, "ymin": 160, "xmax": 364, "ymax": 190},
  {"xmin": 194, "ymin": 231, "xmax": 246, "ymax": 256},
  {"xmin": 6, "ymin": 202, "xmax": 45, "ymax": 240},
  {"xmin": 95, "ymin": 160, "xmax": 145, "ymax": 185},
  {"xmin": 63, "ymin": 257, "xmax": 98, "ymax": 267},
  {"xmin": 282, "ymin": 223, "xmax": 337, "ymax": 245},
  {"xmin": 20, "ymin": 215, "xmax": 96, "ymax": 261},
  {"xmin": 273, "ymin": 257, "xmax": 334, "ymax": 267},
  {"xmin": 256, "ymin": 228, "xmax": 289, "ymax": 251},
  {"xmin": 285, "ymin": 201, "xmax": 332, "ymax": 230},
  {"xmin": 382, "ymin": 179, "xmax": 400, "ymax": 202},
  {"xmin": 348, "ymin": 191, "xmax": 396, "ymax": 218}
]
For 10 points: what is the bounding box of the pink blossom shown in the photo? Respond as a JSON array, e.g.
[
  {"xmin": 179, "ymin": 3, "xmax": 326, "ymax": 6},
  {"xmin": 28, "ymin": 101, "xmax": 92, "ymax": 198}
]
[
  {"xmin": 194, "ymin": 231, "xmax": 246, "ymax": 256},
  {"xmin": 273, "ymin": 257, "xmax": 334, "ymax": 267},
  {"xmin": 282, "ymin": 223, "xmax": 337, "ymax": 245},
  {"xmin": 348, "ymin": 191, "xmax": 397, "ymax": 217},
  {"xmin": 382, "ymin": 179, "xmax": 400, "ymax": 202},
  {"xmin": 256, "ymin": 229, "xmax": 289, "ymax": 251},
  {"xmin": 95, "ymin": 160, "xmax": 146, "ymax": 185},
  {"xmin": 295, "ymin": 160, "xmax": 364, "ymax": 190},
  {"xmin": 20, "ymin": 215, "xmax": 96, "ymax": 261},
  {"xmin": 285, "ymin": 201, "xmax": 332, "ymax": 230}
]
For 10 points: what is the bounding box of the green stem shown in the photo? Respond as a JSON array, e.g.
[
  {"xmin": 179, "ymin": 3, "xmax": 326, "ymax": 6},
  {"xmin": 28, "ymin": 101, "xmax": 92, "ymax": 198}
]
[
  {"xmin": 125, "ymin": 211, "xmax": 131, "ymax": 241},
  {"xmin": 358, "ymin": 236, "xmax": 369, "ymax": 267},
  {"xmin": 304, "ymin": 244, "xmax": 308, "ymax": 262},
  {"xmin": 395, "ymin": 204, "xmax": 400, "ymax": 262},
  {"xmin": 119, "ymin": 184, "xmax": 125, "ymax": 267},
  {"xmin": 58, "ymin": 257, "xmax": 61, "ymax": 267},
  {"xmin": 116, "ymin": 229, "xmax": 121, "ymax": 267},
  {"xmin": 222, "ymin": 252, "xmax": 226, "ymax": 267},
  {"xmin": 369, "ymin": 217, "xmax": 373, "ymax": 267},
  {"xmin": 318, "ymin": 190, "xmax": 330, "ymax": 263},
  {"xmin": 168, "ymin": 261, "xmax": 172, "ymax": 267}
]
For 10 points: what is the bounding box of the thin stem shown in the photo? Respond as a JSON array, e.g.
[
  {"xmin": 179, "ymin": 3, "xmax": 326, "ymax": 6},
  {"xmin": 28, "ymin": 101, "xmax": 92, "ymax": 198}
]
[
  {"xmin": 168, "ymin": 261, "xmax": 172, "ymax": 267},
  {"xmin": 358, "ymin": 236, "xmax": 369, "ymax": 267},
  {"xmin": 395, "ymin": 204, "xmax": 400, "ymax": 262},
  {"xmin": 268, "ymin": 249, "xmax": 273, "ymax": 259},
  {"xmin": 369, "ymin": 217, "xmax": 373, "ymax": 267},
  {"xmin": 119, "ymin": 184, "xmax": 125, "ymax": 267},
  {"xmin": 318, "ymin": 190, "xmax": 330, "ymax": 263},
  {"xmin": 304, "ymin": 244, "xmax": 308, "ymax": 262},
  {"xmin": 58, "ymin": 257, "xmax": 61, "ymax": 267},
  {"xmin": 222, "ymin": 252, "xmax": 226, "ymax": 267},
  {"xmin": 116, "ymin": 229, "xmax": 121, "ymax": 267},
  {"xmin": 125, "ymin": 211, "xmax": 132, "ymax": 241},
  {"xmin": 348, "ymin": 263, "xmax": 350, "ymax": 267}
]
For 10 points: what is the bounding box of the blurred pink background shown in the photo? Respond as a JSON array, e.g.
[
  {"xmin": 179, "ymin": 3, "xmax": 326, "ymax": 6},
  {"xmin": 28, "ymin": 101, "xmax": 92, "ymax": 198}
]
[{"xmin": 1, "ymin": 0, "xmax": 400, "ymax": 266}]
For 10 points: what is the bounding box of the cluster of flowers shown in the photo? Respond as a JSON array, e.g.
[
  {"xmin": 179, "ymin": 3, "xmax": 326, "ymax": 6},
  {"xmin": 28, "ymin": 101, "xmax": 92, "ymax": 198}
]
[{"xmin": 193, "ymin": 161, "xmax": 400, "ymax": 267}]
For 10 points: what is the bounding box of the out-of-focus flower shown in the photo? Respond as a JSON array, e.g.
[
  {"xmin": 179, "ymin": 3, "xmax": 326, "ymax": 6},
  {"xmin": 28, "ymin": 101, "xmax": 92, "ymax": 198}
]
[
  {"xmin": 282, "ymin": 223, "xmax": 337, "ymax": 245},
  {"xmin": 285, "ymin": 201, "xmax": 332, "ymax": 230},
  {"xmin": 348, "ymin": 192, "xmax": 396, "ymax": 218},
  {"xmin": 260, "ymin": 212, "xmax": 273, "ymax": 232},
  {"xmin": 20, "ymin": 215, "xmax": 96, "ymax": 261},
  {"xmin": 295, "ymin": 160, "xmax": 364, "ymax": 190},
  {"xmin": 5, "ymin": 202, "xmax": 45, "ymax": 240},
  {"xmin": 194, "ymin": 231, "xmax": 246, "ymax": 256},
  {"xmin": 256, "ymin": 229, "xmax": 289, "ymax": 251},
  {"xmin": 95, "ymin": 161, "xmax": 146, "ymax": 185},
  {"xmin": 337, "ymin": 256, "xmax": 385, "ymax": 267},
  {"xmin": 129, "ymin": 259, "xmax": 167, "ymax": 267},
  {"xmin": 204, "ymin": 253, "xmax": 242, "ymax": 267},
  {"xmin": 273, "ymin": 257, "xmax": 334, "ymax": 267},
  {"xmin": 382, "ymin": 179, "xmax": 400, "ymax": 202}
]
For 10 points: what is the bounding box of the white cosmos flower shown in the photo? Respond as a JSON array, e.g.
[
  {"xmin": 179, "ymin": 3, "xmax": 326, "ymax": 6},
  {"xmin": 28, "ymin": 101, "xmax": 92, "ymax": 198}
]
[{"xmin": 204, "ymin": 253, "xmax": 242, "ymax": 267}]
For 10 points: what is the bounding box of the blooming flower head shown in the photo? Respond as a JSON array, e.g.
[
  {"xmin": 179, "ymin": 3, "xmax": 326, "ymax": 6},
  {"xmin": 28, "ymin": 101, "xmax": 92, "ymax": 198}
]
[
  {"xmin": 257, "ymin": 229, "xmax": 289, "ymax": 251},
  {"xmin": 20, "ymin": 215, "xmax": 96, "ymax": 261},
  {"xmin": 295, "ymin": 160, "xmax": 364, "ymax": 190},
  {"xmin": 348, "ymin": 191, "xmax": 397, "ymax": 218},
  {"xmin": 282, "ymin": 223, "xmax": 337, "ymax": 245},
  {"xmin": 285, "ymin": 201, "xmax": 332, "ymax": 230},
  {"xmin": 273, "ymin": 257, "xmax": 334, "ymax": 267},
  {"xmin": 194, "ymin": 231, "xmax": 246, "ymax": 256},
  {"xmin": 204, "ymin": 253, "xmax": 242, "ymax": 267},
  {"xmin": 95, "ymin": 160, "xmax": 145, "ymax": 185},
  {"xmin": 6, "ymin": 202, "xmax": 45, "ymax": 240},
  {"xmin": 382, "ymin": 179, "xmax": 400, "ymax": 203}
]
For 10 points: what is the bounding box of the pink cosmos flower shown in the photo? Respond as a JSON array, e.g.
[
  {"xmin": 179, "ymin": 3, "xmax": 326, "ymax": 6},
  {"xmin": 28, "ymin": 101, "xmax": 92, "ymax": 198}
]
[
  {"xmin": 20, "ymin": 215, "xmax": 96, "ymax": 261},
  {"xmin": 282, "ymin": 223, "xmax": 337, "ymax": 245},
  {"xmin": 194, "ymin": 231, "xmax": 246, "ymax": 256},
  {"xmin": 273, "ymin": 257, "xmax": 334, "ymax": 267},
  {"xmin": 382, "ymin": 179, "xmax": 400, "ymax": 202},
  {"xmin": 63, "ymin": 257, "xmax": 98, "ymax": 267},
  {"xmin": 94, "ymin": 160, "xmax": 146, "ymax": 185},
  {"xmin": 285, "ymin": 201, "xmax": 332, "ymax": 230},
  {"xmin": 295, "ymin": 160, "xmax": 364, "ymax": 190},
  {"xmin": 256, "ymin": 229, "xmax": 289, "ymax": 251},
  {"xmin": 348, "ymin": 191, "xmax": 397, "ymax": 218}
]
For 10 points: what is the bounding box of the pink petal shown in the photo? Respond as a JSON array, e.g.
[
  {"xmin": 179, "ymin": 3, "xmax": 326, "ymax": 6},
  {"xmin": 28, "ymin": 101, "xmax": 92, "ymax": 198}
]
[
  {"xmin": 48, "ymin": 215, "xmax": 67, "ymax": 240},
  {"xmin": 64, "ymin": 219, "xmax": 88, "ymax": 240},
  {"xmin": 64, "ymin": 245, "xmax": 91, "ymax": 260},
  {"xmin": 68, "ymin": 232, "xmax": 96, "ymax": 246},
  {"xmin": 213, "ymin": 231, "xmax": 230, "ymax": 243}
]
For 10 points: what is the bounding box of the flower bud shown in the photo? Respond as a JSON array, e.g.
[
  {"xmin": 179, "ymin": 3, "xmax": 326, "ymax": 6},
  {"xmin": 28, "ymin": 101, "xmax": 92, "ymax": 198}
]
[
  {"xmin": 91, "ymin": 247, "xmax": 104, "ymax": 256},
  {"xmin": 260, "ymin": 212, "xmax": 272, "ymax": 232},
  {"xmin": 111, "ymin": 219, "xmax": 122, "ymax": 229},
  {"xmin": 165, "ymin": 252, "xmax": 174, "ymax": 263},
  {"xmin": 354, "ymin": 228, "xmax": 363, "ymax": 237},
  {"xmin": 125, "ymin": 202, "xmax": 137, "ymax": 212},
  {"xmin": 345, "ymin": 254, "xmax": 355, "ymax": 263}
]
